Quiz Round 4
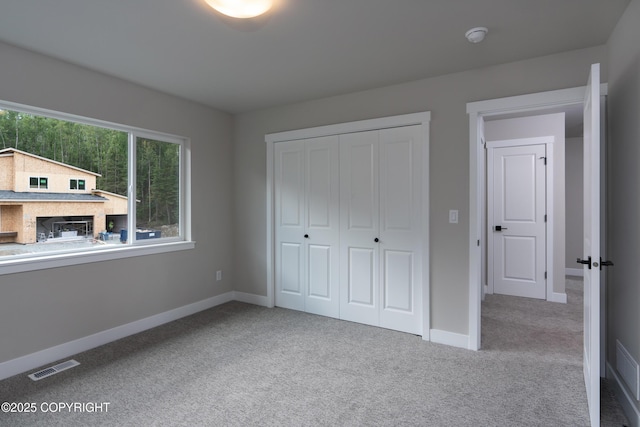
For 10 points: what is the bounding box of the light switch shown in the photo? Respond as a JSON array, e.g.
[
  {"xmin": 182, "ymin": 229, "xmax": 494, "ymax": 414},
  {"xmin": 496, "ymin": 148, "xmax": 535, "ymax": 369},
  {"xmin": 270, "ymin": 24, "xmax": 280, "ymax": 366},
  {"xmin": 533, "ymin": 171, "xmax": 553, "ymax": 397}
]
[{"xmin": 449, "ymin": 210, "xmax": 459, "ymax": 224}]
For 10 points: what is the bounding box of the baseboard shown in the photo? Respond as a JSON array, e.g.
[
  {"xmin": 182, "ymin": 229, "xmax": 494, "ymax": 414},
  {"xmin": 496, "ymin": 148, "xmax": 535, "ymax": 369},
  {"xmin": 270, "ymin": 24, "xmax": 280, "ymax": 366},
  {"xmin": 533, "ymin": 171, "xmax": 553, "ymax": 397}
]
[
  {"xmin": 233, "ymin": 291, "xmax": 269, "ymax": 307},
  {"xmin": 607, "ymin": 361, "xmax": 640, "ymax": 427},
  {"xmin": 565, "ymin": 268, "xmax": 584, "ymax": 277},
  {"xmin": 548, "ymin": 292, "xmax": 567, "ymax": 304},
  {"xmin": 429, "ymin": 328, "xmax": 470, "ymax": 350},
  {"xmin": 0, "ymin": 291, "xmax": 236, "ymax": 381}
]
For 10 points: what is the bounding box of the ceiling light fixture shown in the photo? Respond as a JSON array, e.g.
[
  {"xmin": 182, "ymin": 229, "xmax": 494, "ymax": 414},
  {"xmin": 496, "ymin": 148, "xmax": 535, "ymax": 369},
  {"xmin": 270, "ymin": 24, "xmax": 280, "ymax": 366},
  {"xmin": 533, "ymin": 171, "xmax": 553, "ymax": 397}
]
[
  {"xmin": 204, "ymin": 0, "xmax": 273, "ymax": 19},
  {"xmin": 465, "ymin": 27, "xmax": 488, "ymax": 44}
]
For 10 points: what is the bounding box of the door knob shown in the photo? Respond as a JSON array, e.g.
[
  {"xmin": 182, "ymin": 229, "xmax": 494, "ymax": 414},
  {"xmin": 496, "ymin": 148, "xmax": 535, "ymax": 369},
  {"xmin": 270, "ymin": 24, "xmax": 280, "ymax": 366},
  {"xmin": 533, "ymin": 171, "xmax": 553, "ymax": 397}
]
[
  {"xmin": 374, "ymin": 238, "xmax": 379, "ymax": 243},
  {"xmin": 576, "ymin": 256, "xmax": 592, "ymax": 269},
  {"xmin": 304, "ymin": 234, "xmax": 309, "ymax": 239},
  {"xmin": 495, "ymin": 225, "xmax": 508, "ymax": 231},
  {"xmin": 600, "ymin": 258, "xmax": 614, "ymax": 270}
]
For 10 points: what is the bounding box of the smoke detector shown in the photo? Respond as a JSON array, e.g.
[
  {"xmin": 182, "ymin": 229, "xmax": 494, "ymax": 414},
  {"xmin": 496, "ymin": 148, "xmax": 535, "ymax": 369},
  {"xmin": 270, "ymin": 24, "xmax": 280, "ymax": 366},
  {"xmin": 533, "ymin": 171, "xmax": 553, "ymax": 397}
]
[{"xmin": 465, "ymin": 27, "xmax": 488, "ymax": 43}]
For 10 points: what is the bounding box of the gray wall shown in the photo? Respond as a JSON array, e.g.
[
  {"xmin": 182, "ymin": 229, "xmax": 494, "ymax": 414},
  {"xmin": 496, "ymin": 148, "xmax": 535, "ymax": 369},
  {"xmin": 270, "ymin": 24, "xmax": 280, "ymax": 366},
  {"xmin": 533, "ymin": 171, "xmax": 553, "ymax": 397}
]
[
  {"xmin": 565, "ymin": 137, "xmax": 584, "ymax": 272},
  {"xmin": 484, "ymin": 113, "xmax": 566, "ymax": 296},
  {"xmin": 607, "ymin": 0, "xmax": 640, "ymax": 413},
  {"xmin": 0, "ymin": 41, "xmax": 234, "ymax": 364},
  {"xmin": 233, "ymin": 46, "xmax": 607, "ymax": 335}
]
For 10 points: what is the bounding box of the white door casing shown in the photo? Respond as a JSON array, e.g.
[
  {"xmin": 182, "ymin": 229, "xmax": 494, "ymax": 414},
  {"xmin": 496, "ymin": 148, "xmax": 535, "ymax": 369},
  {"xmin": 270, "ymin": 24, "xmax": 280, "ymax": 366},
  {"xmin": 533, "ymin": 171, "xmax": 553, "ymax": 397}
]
[
  {"xmin": 487, "ymin": 142, "xmax": 547, "ymax": 300},
  {"xmin": 467, "ymin": 67, "xmax": 607, "ymax": 352},
  {"xmin": 581, "ymin": 63, "xmax": 601, "ymax": 427}
]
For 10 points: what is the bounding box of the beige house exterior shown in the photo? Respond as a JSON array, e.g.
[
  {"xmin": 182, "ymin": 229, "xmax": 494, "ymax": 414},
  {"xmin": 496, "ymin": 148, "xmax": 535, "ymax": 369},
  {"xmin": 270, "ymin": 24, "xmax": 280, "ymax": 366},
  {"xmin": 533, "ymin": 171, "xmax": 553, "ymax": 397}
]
[{"xmin": 0, "ymin": 148, "xmax": 127, "ymax": 244}]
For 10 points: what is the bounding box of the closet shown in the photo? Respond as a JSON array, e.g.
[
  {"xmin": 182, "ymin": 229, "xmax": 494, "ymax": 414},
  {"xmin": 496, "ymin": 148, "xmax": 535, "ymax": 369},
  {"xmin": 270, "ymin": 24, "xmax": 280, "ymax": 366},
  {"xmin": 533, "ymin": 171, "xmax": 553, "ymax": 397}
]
[{"xmin": 268, "ymin": 113, "xmax": 429, "ymax": 336}]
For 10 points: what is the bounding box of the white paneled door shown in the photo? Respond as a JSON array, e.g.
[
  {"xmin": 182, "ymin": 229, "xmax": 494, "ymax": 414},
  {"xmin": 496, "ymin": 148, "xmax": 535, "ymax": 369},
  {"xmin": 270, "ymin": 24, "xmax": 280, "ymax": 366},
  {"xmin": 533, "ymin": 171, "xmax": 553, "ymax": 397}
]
[
  {"xmin": 340, "ymin": 125, "xmax": 423, "ymax": 334},
  {"xmin": 581, "ymin": 63, "xmax": 601, "ymax": 427},
  {"xmin": 275, "ymin": 136, "xmax": 340, "ymax": 318},
  {"xmin": 488, "ymin": 144, "xmax": 546, "ymax": 299}
]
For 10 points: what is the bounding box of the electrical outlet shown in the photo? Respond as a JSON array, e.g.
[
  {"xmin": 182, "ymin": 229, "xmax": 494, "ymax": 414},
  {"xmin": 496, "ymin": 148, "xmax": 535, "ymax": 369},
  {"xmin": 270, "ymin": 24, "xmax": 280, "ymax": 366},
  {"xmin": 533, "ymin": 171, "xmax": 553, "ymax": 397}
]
[
  {"xmin": 216, "ymin": 270, "xmax": 222, "ymax": 281},
  {"xmin": 449, "ymin": 210, "xmax": 459, "ymax": 224}
]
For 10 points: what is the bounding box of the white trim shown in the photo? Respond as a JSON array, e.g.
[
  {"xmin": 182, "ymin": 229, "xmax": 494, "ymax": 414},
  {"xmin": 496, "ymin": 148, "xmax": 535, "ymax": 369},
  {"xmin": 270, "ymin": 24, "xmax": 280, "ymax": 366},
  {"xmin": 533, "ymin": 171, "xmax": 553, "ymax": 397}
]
[
  {"xmin": 266, "ymin": 112, "xmax": 431, "ymax": 337},
  {"xmin": 549, "ymin": 292, "xmax": 568, "ymax": 304},
  {"xmin": 233, "ymin": 291, "xmax": 270, "ymax": 307},
  {"xmin": 0, "ymin": 241, "xmax": 195, "ymax": 276},
  {"xmin": 607, "ymin": 362, "xmax": 640, "ymax": 427},
  {"xmin": 467, "ymin": 83, "xmax": 608, "ymax": 351},
  {"xmin": 421, "ymin": 118, "xmax": 431, "ymax": 340},
  {"xmin": 565, "ymin": 268, "xmax": 584, "ymax": 277},
  {"xmin": 429, "ymin": 329, "xmax": 470, "ymax": 350},
  {"xmin": 266, "ymin": 112, "xmax": 431, "ymax": 143},
  {"xmin": 0, "ymin": 291, "xmax": 235, "ymax": 381}
]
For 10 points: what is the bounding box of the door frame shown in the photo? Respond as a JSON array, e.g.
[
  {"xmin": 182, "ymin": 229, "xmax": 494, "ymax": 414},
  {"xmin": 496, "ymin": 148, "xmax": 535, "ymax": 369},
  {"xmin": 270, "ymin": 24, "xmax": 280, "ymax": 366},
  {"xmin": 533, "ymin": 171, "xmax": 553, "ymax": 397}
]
[
  {"xmin": 486, "ymin": 137, "xmax": 554, "ymax": 299},
  {"xmin": 265, "ymin": 111, "xmax": 431, "ymax": 337},
  {"xmin": 467, "ymin": 84, "xmax": 607, "ymax": 351}
]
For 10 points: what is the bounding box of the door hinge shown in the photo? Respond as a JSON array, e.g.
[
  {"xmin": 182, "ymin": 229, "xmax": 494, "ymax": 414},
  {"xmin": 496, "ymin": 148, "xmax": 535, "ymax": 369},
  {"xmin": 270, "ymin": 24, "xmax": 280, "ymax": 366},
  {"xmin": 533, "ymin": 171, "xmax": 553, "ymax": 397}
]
[
  {"xmin": 544, "ymin": 214, "xmax": 547, "ymax": 222},
  {"xmin": 544, "ymin": 271, "xmax": 547, "ymax": 279},
  {"xmin": 477, "ymin": 239, "xmax": 480, "ymax": 247}
]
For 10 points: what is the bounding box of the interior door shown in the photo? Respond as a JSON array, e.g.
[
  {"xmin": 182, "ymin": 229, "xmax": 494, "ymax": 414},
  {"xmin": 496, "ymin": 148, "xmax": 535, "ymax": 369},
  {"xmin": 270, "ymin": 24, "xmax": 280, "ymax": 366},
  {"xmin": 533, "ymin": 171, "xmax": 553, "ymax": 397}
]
[
  {"xmin": 378, "ymin": 126, "xmax": 422, "ymax": 334},
  {"xmin": 274, "ymin": 136, "xmax": 340, "ymax": 317},
  {"xmin": 304, "ymin": 136, "xmax": 340, "ymax": 318},
  {"xmin": 339, "ymin": 130, "xmax": 380, "ymax": 327},
  {"xmin": 581, "ymin": 63, "xmax": 601, "ymax": 427},
  {"xmin": 488, "ymin": 143, "xmax": 547, "ymax": 299},
  {"xmin": 274, "ymin": 140, "xmax": 306, "ymax": 311}
]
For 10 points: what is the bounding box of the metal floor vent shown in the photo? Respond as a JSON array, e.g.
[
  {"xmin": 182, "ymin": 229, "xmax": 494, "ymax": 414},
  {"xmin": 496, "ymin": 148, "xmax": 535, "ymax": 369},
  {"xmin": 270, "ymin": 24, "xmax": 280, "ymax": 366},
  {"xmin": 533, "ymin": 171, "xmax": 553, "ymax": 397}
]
[{"xmin": 28, "ymin": 359, "xmax": 80, "ymax": 381}]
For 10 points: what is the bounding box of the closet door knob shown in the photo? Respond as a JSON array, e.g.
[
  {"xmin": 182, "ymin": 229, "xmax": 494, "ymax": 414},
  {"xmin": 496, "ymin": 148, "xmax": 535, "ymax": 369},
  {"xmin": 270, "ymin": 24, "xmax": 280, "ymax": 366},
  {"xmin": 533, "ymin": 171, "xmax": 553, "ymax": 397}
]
[
  {"xmin": 304, "ymin": 234, "xmax": 309, "ymax": 239},
  {"xmin": 374, "ymin": 238, "xmax": 379, "ymax": 243}
]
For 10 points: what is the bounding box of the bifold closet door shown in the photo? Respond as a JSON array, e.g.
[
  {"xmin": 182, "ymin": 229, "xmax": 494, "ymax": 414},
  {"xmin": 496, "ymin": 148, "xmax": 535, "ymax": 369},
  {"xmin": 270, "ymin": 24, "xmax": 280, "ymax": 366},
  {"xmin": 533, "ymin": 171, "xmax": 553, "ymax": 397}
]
[
  {"xmin": 378, "ymin": 126, "xmax": 422, "ymax": 334},
  {"xmin": 339, "ymin": 126, "xmax": 422, "ymax": 334},
  {"xmin": 274, "ymin": 136, "xmax": 340, "ymax": 318}
]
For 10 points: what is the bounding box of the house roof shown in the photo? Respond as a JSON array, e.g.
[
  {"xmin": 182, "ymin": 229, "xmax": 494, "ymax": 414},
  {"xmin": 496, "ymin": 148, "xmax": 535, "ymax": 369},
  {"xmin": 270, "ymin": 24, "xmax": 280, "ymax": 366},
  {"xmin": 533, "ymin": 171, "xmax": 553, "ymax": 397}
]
[
  {"xmin": 0, "ymin": 148, "xmax": 101, "ymax": 177},
  {"xmin": 0, "ymin": 190, "xmax": 107, "ymax": 202}
]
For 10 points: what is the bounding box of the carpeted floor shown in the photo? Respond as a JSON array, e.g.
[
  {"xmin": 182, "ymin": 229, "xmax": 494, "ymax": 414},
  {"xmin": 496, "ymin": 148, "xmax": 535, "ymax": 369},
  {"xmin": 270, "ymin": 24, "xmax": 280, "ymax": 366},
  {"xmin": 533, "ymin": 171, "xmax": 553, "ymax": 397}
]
[{"xmin": 0, "ymin": 277, "xmax": 629, "ymax": 426}]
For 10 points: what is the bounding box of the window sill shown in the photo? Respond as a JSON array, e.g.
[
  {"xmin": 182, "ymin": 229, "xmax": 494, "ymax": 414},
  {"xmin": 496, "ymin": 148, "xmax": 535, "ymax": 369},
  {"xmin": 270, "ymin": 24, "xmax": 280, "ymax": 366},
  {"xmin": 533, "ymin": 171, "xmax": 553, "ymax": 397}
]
[{"xmin": 0, "ymin": 241, "xmax": 196, "ymax": 276}]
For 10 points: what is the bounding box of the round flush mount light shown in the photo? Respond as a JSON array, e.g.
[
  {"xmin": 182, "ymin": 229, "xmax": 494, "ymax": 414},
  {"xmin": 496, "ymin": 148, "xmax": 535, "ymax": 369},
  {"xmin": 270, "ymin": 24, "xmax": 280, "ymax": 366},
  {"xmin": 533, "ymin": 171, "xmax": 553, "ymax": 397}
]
[
  {"xmin": 465, "ymin": 27, "xmax": 488, "ymax": 43},
  {"xmin": 204, "ymin": 0, "xmax": 273, "ymax": 18}
]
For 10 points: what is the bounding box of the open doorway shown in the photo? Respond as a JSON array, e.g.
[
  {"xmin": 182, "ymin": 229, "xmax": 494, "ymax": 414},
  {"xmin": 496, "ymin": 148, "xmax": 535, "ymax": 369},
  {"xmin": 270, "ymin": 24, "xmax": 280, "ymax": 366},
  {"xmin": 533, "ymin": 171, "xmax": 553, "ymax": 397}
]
[{"xmin": 467, "ymin": 86, "xmax": 595, "ymax": 351}]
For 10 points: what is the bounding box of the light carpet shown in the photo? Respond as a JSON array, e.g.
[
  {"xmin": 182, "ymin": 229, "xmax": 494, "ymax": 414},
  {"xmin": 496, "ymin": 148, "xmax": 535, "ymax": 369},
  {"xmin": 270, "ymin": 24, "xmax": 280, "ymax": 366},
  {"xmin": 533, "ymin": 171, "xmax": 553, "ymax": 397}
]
[{"xmin": 0, "ymin": 277, "xmax": 629, "ymax": 426}]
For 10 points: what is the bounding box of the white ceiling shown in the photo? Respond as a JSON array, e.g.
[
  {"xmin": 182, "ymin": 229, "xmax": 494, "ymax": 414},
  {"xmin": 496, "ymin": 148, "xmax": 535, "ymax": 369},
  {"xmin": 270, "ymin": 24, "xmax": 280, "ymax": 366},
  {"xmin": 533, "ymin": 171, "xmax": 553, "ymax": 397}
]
[{"xmin": 0, "ymin": 0, "xmax": 629, "ymax": 114}]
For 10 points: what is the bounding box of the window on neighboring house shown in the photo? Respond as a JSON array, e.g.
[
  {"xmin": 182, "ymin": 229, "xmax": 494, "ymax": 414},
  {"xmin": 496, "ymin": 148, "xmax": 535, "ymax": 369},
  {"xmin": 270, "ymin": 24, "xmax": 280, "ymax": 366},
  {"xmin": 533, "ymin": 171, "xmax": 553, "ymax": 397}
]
[
  {"xmin": 0, "ymin": 101, "xmax": 192, "ymax": 273},
  {"xmin": 29, "ymin": 176, "xmax": 48, "ymax": 189},
  {"xmin": 70, "ymin": 179, "xmax": 86, "ymax": 190}
]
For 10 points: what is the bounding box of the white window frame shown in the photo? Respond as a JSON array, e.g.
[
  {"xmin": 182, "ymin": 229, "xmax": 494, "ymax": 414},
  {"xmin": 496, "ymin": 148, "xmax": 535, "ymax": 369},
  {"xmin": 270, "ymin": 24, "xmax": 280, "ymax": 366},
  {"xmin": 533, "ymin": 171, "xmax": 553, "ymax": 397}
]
[
  {"xmin": 0, "ymin": 100, "xmax": 194, "ymax": 276},
  {"xmin": 30, "ymin": 176, "xmax": 48, "ymax": 189},
  {"xmin": 69, "ymin": 178, "xmax": 86, "ymax": 191}
]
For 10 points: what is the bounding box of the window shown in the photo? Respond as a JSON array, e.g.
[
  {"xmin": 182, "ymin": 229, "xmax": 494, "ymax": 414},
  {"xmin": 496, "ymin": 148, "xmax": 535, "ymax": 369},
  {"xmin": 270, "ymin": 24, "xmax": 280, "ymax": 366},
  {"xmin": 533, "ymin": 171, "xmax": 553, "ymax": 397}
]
[
  {"xmin": 0, "ymin": 101, "xmax": 192, "ymax": 274},
  {"xmin": 29, "ymin": 176, "xmax": 48, "ymax": 189}
]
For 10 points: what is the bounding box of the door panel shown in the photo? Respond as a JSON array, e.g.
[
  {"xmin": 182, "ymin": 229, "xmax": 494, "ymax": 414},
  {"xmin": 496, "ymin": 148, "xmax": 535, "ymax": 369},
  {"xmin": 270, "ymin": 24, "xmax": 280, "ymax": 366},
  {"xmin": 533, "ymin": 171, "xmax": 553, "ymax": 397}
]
[
  {"xmin": 490, "ymin": 144, "xmax": 546, "ymax": 299},
  {"xmin": 381, "ymin": 140, "xmax": 413, "ymax": 231},
  {"xmin": 275, "ymin": 137, "xmax": 340, "ymax": 317},
  {"xmin": 383, "ymin": 250, "xmax": 413, "ymax": 312},
  {"xmin": 307, "ymin": 244, "xmax": 331, "ymax": 299},
  {"xmin": 275, "ymin": 141, "xmax": 306, "ymax": 311},
  {"xmin": 582, "ymin": 63, "xmax": 600, "ymax": 427},
  {"xmin": 304, "ymin": 136, "xmax": 340, "ymax": 317},
  {"xmin": 340, "ymin": 131, "xmax": 380, "ymax": 326},
  {"xmin": 379, "ymin": 126, "xmax": 422, "ymax": 334}
]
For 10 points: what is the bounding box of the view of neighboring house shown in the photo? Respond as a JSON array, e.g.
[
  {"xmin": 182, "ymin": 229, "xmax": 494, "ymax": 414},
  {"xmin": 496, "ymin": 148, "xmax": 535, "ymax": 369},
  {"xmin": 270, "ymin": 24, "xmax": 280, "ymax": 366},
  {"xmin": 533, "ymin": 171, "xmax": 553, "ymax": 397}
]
[{"xmin": 0, "ymin": 148, "xmax": 127, "ymax": 244}]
